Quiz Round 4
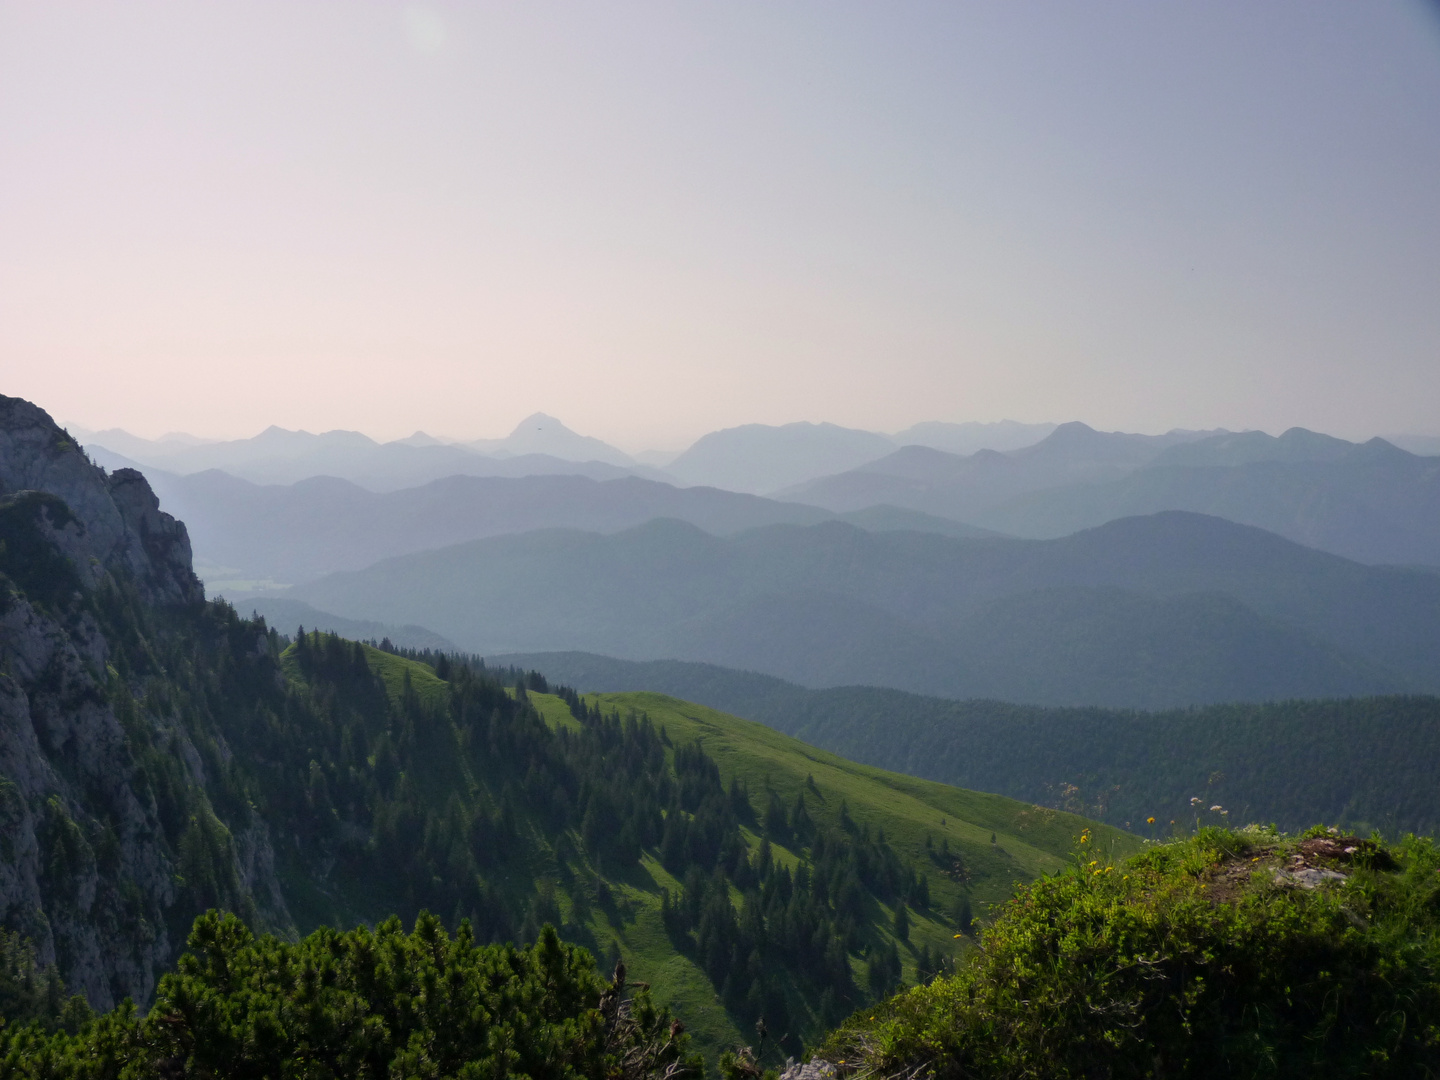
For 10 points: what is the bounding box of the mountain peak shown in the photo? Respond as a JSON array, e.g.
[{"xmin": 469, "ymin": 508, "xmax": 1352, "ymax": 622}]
[
  {"xmin": 1017, "ymin": 422, "xmax": 1143, "ymax": 461},
  {"xmin": 462, "ymin": 414, "xmax": 635, "ymax": 468},
  {"xmin": 394, "ymin": 431, "xmax": 445, "ymax": 447},
  {"xmin": 1050, "ymin": 420, "xmax": 1100, "ymax": 438},
  {"xmin": 508, "ymin": 412, "xmax": 571, "ymax": 436},
  {"xmin": 0, "ymin": 393, "xmax": 202, "ymax": 605}
]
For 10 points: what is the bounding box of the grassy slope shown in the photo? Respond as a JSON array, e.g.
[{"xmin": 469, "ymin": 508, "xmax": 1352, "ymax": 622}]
[{"xmin": 530, "ymin": 690, "xmax": 1138, "ymax": 1058}]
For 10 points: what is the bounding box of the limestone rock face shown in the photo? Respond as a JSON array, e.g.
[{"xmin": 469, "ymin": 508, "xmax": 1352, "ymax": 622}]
[
  {"xmin": 0, "ymin": 596, "xmax": 178, "ymax": 1010},
  {"xmin": 0, "ymin": 394, "xmax": 287, "ymax": 1008},
  {"xmin": 0, "ymin": 395, "xmax": 201, "ymax": 607}
]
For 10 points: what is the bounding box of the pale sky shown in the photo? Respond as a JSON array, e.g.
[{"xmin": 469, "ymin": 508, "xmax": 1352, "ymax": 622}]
[{"xmin": 2, "ymin": 2, "xmax": 1438, "ymax": 449}]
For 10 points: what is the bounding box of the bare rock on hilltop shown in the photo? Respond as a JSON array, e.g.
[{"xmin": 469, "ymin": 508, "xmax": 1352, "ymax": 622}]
[{"xmin": 0, "ymin": 395, "xmax": 201, "ymax": 607}]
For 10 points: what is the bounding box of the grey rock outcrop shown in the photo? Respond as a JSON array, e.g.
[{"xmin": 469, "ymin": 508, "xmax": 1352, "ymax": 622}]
[
  {"xmin": 0, "ymin": 394, "xmax": 286, "ymax": 1009},
  {"xmin": 780, "ymin": 1059, "xmax": 837, "ymax": 1080},
  {"xmin": 0, "ymin": 591, "xmax": 179, "ymax": 1009},
  {"xmin": 0, "ymin": 395, "xmax": 201, "ymax": 607}
]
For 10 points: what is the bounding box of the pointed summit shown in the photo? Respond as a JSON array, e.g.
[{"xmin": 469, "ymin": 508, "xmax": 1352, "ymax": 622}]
[
  {"xmin": 508, "ymin": 412, "xmax": 569, "ymax": 437},
  {"xmin": 466, "ymin": 414, "xmax": 634, "ymax": 467},
  {"xmin": 393, "ymin": 431, "xmax": 446, "ymax": 447}
]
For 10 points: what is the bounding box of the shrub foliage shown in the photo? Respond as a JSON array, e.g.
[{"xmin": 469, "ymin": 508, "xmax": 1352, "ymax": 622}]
[
  {"xmin": 821, "ymin": 826, "xmax": 1440, "ymax": 1078},
  {"xmin": 0, "ymin": 911, "xmax": 701, "ymax": 1080}
]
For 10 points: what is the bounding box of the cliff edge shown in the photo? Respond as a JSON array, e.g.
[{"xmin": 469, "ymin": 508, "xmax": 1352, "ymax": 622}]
[{"xmin": 0, "ymin": 395, "xmax": 286, "ymax": 1010}]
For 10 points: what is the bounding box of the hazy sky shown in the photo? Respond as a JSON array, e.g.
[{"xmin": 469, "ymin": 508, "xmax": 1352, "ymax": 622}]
[{"xmin": 3, "ymin": 2, "xmax": 1438, "ymax": 449}]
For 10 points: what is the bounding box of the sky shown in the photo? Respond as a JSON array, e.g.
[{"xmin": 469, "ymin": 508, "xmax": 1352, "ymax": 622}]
[{"xmin": 2, "ymin": 2, "xmax": 1438, "ymax": 450}]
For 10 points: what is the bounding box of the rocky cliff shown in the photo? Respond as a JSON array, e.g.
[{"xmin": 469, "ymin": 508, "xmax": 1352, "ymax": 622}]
[
  {"xmin": 0, "ymin": 396, "xmax": 200, "ymax": 608},
  {"xmin": 0, "ymin": 395, "xmax": 287, "ymax": 1010}
]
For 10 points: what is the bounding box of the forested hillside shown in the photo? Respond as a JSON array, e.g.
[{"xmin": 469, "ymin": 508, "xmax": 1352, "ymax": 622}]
[{"xmin": 496, "ymin": 652, "xmax": 1440, "ymax": 837}]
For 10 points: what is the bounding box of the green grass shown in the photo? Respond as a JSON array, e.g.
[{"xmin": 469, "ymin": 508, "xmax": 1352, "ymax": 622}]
[
  {"xmin": 527, "ymin": 689, "xmax": 584, "ymax": 732},
  {"xmin": 525, "ymin": 690, "xmax": 1138, "ymax": 1061}
]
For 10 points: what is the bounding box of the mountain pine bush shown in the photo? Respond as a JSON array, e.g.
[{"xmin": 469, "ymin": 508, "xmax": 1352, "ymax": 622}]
[
  {"xmin": 1, "ymin": 912, "xmax": 701, "ymax": 1080},
  {"xmin": 820, "ymin": 826, "xmax": 1440, "ymax": 1078}
]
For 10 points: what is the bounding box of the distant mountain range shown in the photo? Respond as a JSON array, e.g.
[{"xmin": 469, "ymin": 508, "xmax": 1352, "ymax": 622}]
[
  {"xmin": 82, "ymin": 415, "xmax": 1440, "ymax": 572},
  {"xmin": 458, "ymin": 412, "xmax": 638, "ymax": 466},
  {"xmin": 661, "ymin": 420, "xmax": 1060, "ymax": 493},
  {"xmin": 140, "ymin": 469, "xmax": 996, "ymax": 587},
  {"xmin": 977, "ymin": 430, "xmax": 1440, "ymax": 565},
  {"xmin": 76, "ymin": 415, "xmax": 669, "ymax": 491},
  {"xmin": 77, "ymin": 416, "xmax": 1061, "ymax": 496},
  {"xmin": 783, "ymin": 423, "xmax": 1440, "ymax": 566},
  {"xmin": 276, "ymin": 511, "xmax": 1440, "ymax": 708},
  {"xmin": 778, "ymin": 421, "xmax": 1230, "ymax": 511},
  {"xmin": 663, "ymin": 422, "xmax": 900, "ymax": 493},
  {"xmin": 890, "ymin": 420, "xmax": 1061, "ymax": 456}
]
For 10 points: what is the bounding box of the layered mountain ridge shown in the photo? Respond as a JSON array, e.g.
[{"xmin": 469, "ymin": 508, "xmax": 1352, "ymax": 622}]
[
  {"xmin": 784, "ymin": 423, "xmax": 1440, "ymax": 566},
  {"xmin": 283, "ymin": 511, "xmax": 1440, "ymax": 707},
  {"xmin": 144, "ymin": 469, "xmax": 995, "ymax": 587}
]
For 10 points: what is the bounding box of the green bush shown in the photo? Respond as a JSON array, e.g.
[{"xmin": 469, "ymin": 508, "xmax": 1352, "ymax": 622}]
[
  {"xmin": 820, "ymin": 826, "xmax": 1440, "ymax": 1079},
  {"xmin": 0, "ymin": 912, "xmax": 702, "ymax": 1080}
]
